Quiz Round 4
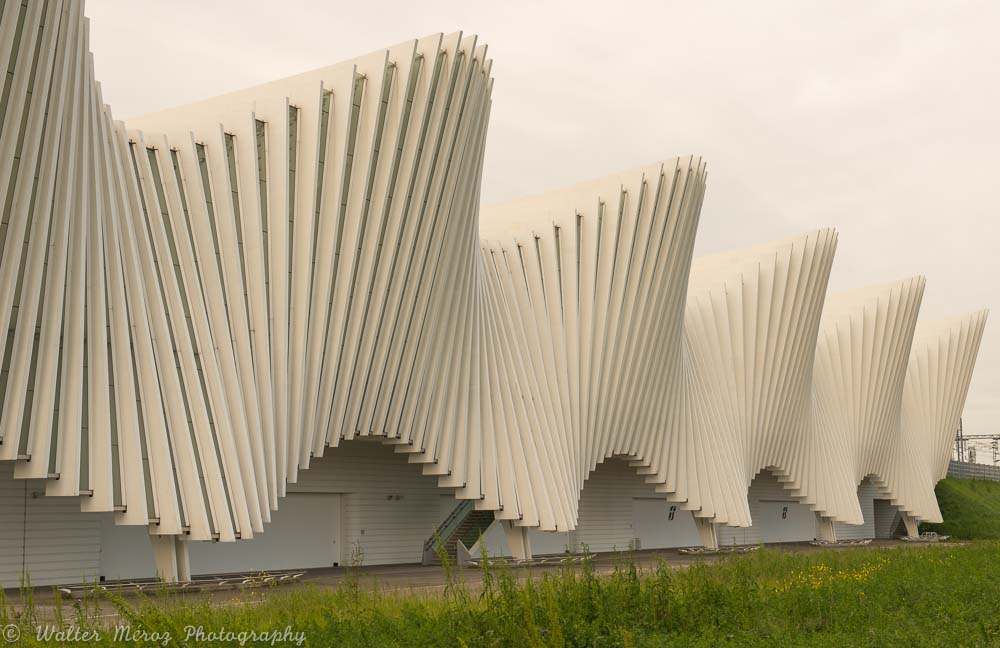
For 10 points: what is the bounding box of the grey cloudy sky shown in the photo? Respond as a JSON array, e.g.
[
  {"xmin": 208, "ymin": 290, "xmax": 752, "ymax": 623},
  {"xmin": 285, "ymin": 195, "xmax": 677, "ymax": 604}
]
[{"xmin": 86, "ymin": 0, "xmax": 999, "ymax": 448}]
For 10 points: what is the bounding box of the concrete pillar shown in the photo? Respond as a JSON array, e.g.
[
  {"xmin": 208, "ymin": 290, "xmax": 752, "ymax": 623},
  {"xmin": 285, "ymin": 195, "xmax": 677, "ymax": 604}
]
[
  {"xmin": 815, "ymin": 514, "xmax": 837, "ymax": 542},
  {"xmin": 502, "ymin": 521, "xmax": 533, "ymax": 560},
  {"xmin": 150, "ymin": 534, "xmax": 191, "ymax": 582},
  {"xmin": 694, "ymin": 517, "xmax": 718, "ymax": 550},
  {"xmin": 176, "ymin": 537, "xmax": 191, "ymax": 581},
  {"xmin": 900, "ymin": 512, "xmax": 920, "ymax": 538}
]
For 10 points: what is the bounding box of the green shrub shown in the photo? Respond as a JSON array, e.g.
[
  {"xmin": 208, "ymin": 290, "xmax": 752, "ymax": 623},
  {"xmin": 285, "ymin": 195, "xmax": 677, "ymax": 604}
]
[{"xmin": 923, "ymin": 477, "xmax": 1000, "ymax": 539}]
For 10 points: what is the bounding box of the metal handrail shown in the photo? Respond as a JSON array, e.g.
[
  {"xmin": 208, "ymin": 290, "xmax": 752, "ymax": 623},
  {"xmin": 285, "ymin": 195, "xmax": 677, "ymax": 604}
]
[{"xmin": 424, "ymin": 499, "xmax": 475, "ymax": 553}]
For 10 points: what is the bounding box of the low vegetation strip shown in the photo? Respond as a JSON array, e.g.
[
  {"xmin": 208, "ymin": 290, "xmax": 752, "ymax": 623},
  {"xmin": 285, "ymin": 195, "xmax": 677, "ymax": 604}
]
[
  {"xmin": 923, "ymin": 477, "xmax": 1000, "ymax": 539},
  {"xmin": 4, "ymin": 542, "xmax": 999, "ymax": 646}
]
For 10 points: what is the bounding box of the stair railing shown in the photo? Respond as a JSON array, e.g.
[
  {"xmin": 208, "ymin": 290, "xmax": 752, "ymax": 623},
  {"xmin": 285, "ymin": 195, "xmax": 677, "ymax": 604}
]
[{"xmin": 423, "ymin": 499, "xmax": 475, "ymax": 564}]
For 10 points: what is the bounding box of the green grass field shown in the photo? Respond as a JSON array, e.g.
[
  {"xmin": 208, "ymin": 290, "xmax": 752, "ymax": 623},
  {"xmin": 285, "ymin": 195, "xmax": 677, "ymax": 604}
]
[
  {"xmin": 922, "ymin": 477, "xmax": 1000, "ymax": 539},
  {"xmin": 5, "ymin": 542, "xmax": 1000, "ymax": 647}
]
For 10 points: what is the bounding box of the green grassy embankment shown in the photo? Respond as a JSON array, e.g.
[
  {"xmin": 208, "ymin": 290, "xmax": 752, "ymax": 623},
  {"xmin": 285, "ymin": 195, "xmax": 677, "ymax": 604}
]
[
  {"xmin": 6, "ymin": 542, "xmax": 1000, "ymax": 646},
  {"xmin": 922, "ymin": 476, "xmax": 1000, "ymax": 539}
]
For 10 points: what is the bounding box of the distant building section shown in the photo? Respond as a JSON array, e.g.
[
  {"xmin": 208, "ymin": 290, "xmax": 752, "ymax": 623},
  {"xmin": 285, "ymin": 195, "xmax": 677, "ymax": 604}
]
[{"xmin": 947, "ymin": 461, "xmax": 1000, "ymax": 483}]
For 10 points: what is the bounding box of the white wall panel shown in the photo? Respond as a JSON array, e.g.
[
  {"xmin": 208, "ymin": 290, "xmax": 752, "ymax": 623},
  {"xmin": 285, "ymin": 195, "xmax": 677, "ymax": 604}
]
[
  {"xmin": 529, "ymin": 529, "xmax": 575, "ymax": 555},
  {"xmin": 576, "ymin": 459, "xmax": 698, "ymax": 553},
  {"xmin": 100, "ymin": 516, "xmax": 155, "ymax": 582},
  {"xmin": 834, "ymin": 478, "xmax": 878, "ymax": 540},
  {"xmin": 0, "ymin": 466, "xmax": 101, "ymax": 588},
  {"xmin": 23, "ymin": 490, "xmax": 102, "ymax": 586},
  {"xmin": 717, "ymin": 511, "xmax": 761, "ymax": 547},
  {"xmin": 631, "ymin": 499, "xmax": 700, "ymax": 550},
  {"xmin": 756, "ymin": 501, "xmax": 816, "ymax": 544},
  {"xmin": 102, "ymin": 494, "xmax": 342, "ymax": 579},
  {"xmin": 574, "ymin": 462, "xmax": 638, "ymax": 554},
  {"xmin": 718, "ymin": 471, "xmax": 816, "ymax": 546},
  {"xmin": 290, "ymin": 440, "xmax": 442, "ymax": 566},
  {"xmin": 0, "ymin": 465, "xmax": 26, "ymax": 588},
  {"xmin": 188, "ymin": 494, "xmax": 341, "ymax": 575}
]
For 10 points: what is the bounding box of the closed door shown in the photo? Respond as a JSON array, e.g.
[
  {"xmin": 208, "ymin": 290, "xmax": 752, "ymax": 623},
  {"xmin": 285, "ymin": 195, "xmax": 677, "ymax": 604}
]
[{"xmin": 188, "ymin": 493, "xmax": 342, "ymax": 575}]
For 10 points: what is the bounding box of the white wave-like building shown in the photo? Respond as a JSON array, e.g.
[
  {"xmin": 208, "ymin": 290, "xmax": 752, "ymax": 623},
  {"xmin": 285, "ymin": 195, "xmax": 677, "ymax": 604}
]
[{"xmin": 0, "ymin": 3, "xmax": 987, "ymax": 585}]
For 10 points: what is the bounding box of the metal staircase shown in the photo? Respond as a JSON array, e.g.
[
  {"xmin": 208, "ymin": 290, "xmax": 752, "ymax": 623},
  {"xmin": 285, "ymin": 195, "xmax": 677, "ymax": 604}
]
[{"xmin": 422, "ymin": 500, "xmax": 495, "ymax": 565}]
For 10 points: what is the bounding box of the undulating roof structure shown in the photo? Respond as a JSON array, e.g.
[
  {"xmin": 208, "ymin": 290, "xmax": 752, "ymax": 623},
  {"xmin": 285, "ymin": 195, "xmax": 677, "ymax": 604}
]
[{"xmin": 0, "ymin": 1, "xmax": 988, "ymax": 578}]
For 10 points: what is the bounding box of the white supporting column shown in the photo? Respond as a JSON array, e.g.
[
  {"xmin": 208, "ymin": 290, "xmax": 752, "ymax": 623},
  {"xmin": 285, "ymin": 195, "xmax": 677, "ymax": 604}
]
[
  {"xmin": 815, "ymin": 513, "xmax": 837, "ymax": 542},
  {"xmin": 502, "ymin": 521, "xmax": 533, "ymax": 560},
  {"xmin": 694, "ymin": 516, "xmax": 718, "ymax": 550},
  {"xmin": 176, "ymin": 537, "xmax": 191, "ymax": 581},
  {"xmin": 149, "ymin": 534, "xmax": 191, "ymax": 582},
  {"xmin": 900, "ymin": 512, "xmax": 920, "ymax": 538}
]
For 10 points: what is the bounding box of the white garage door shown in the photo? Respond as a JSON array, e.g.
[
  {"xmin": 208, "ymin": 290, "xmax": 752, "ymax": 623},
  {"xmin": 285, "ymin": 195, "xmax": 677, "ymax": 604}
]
[
  {"xmin": 188, "ymin": 493, "xmax": 342, "ymax": 575},
  {"xmin": 758, "ymin": 499, "xmax": 816, "ymax": 543},
  {"xmin": 631, "ymin": 498, "xmax": 701, "ymax": 549},
  {"xmin": 0, "ymin": 469, "xmax": 102, "ymax": 587}
]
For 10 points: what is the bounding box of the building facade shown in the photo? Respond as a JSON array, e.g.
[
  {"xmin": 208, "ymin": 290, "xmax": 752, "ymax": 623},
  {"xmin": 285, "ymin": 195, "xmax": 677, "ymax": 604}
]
[{"xmin": 0, "ymin": 3, "xmax": 987, "ymax": 585}]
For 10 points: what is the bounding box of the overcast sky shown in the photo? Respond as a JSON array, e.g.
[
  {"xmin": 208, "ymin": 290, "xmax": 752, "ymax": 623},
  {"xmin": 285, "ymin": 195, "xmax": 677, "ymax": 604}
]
[{"xmin": 86, "ymin": 0, "xmax": 999, "ymax": 450}]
